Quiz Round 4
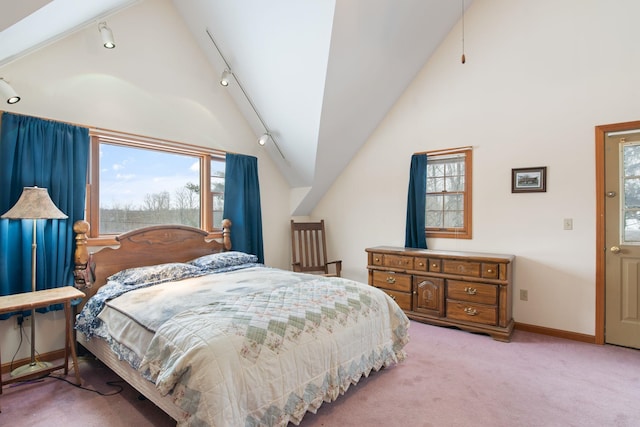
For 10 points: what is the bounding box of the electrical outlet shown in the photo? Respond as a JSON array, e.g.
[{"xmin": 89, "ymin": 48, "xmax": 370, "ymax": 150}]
[
  {"xmin": 14, "ymin": 315, "xmax": 31, "ymax": 330},
  {"xmin": 563, "ymin": 218, "xmax": 573, "ymax": 230},
  {"xmin": 520, "ymin": 289, "xmax": 528, "ymax": 301}
]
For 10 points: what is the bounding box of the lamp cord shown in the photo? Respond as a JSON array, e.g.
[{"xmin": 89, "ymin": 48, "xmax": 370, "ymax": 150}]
[
  {"xmin": 8, "ymin": 322, "xmax": 25, "ymax": 372},
  {"xmin": 5, "ymin": 357, "xmax": 124, "ymax": 397},
  {"xmin": 9, "ymin": 318, "xmax": 47, "ymax": 372},
  {"xmin": 48, "ymin": 373, "xmax": 124, "ymax": 396},
  {"xmin": 461, "ymin": 0, "xmax": 466, "ymax": 64},
  {"xmin": 7, "ymin": 374, "xmax": 124, "ymax": 397}
]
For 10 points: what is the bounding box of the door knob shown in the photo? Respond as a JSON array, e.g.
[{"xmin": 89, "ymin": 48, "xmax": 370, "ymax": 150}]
[{"xmin": 610, "ymin": 246, "xmax": 621, "ymax": 254}]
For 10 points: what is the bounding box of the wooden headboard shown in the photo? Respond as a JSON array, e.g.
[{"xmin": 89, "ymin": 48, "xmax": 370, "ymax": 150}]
[{"xmin": 73, "ymin": 219, "xmax": 232, "ymax": 307}]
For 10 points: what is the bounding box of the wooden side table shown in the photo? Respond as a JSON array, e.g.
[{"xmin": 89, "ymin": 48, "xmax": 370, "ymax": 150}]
[{"xmin": 0, "ymin": 286, "xmax": 85, "ymax": 392}]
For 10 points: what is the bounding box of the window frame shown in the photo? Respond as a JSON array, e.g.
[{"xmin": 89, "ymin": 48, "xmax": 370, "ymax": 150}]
[
  {"xmin": 425, "ymin": 147, "xmax": 473, "ymax": 239},
  {"xmin": 86, "ymin": 129, "xmax": 226, "ymax": 245}
]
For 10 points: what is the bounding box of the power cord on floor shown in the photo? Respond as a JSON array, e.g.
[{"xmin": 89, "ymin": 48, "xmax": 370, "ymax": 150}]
[
  {"xmin": 48, "ymin": 373, "xmax": 125, "ymax": 396},
  {"xmin": 49, "ymin": 355, "xmax": 125, "ymax": 396},
  {"xmin": 5, "ymin": 356, "xmax": 125, "ymax": 397}
]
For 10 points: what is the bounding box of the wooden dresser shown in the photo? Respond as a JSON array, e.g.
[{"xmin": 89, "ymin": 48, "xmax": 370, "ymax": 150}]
[{"xmin": 366, "ymin": 246, "xmax": 514, "ymax": 342}]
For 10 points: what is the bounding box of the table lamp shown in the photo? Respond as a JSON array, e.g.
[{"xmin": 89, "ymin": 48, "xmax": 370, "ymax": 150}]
[{"xmin": 1, "ymin": 186, "xmax": 68, "ymax": 376}]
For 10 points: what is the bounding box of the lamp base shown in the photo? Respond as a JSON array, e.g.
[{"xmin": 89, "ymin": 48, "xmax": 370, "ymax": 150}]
[{"xmin": 10, "ymin": 360, "xmax": 52, "ymax": 377}]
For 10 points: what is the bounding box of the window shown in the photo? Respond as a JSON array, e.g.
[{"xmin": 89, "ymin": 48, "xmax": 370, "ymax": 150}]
[
  {"xmin": 622, "ymin": 141, "xmax": 640, "ymax": 243},
  {"xmin": 425, "ymin": 148, "xmax": 472, "ymax": 239},
  {"xmin": 87, "ymin": 130, "xmax": 225, "ymax": 242},
  {"xmin": 211, "ymin": 159, "xmax": 226, "ymax": 229}
]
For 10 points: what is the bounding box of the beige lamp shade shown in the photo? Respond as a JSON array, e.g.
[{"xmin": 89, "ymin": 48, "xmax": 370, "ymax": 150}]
[{"xmin": 1, "ymin": 187, "xmax": 68, "ymax": 220}]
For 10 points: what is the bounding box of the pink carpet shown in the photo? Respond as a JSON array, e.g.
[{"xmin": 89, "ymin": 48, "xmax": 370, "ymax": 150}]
[{"xmin": 1, "ymin": 321, "xmax": 639, "ymax": 426}]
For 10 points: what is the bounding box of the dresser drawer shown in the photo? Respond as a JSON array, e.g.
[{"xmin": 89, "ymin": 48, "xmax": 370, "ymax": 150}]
[
  {"xmin": 370, "ymin": 253, "xmax": 384, "ymax": 266},
  {"xmin": 428, "ymin": 259, "xmax": 442, "ymax": 273},
  {"xmin": 446, "ymin": 301, "xmax": 497, "ymax": 325},
  {"xmin": 447, "ymin": 280, "xmax": 497, "ymax": 305},
  {"xmin": 380, "ymin": 289, "xmax": 412, "ymax": 311},
  {"xmin": 383, "ymin": 254, "xmax": 413, "ymax": 270},
  {"xmin": 372, "ymin": 271, "xmax": 411, "ymax": 292},
  {"xmin": 482, "ymin": 263, "xmax": 499, "ymax": 279},
  {"xmin": 413, "ymin": 257, "xmax": 428, "ymax": 272},
  {"xmin": 443, "ymin": 260, "xmax": 481, "ymax": 277}
]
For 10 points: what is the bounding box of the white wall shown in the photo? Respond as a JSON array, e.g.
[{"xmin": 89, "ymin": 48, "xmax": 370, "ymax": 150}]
[
  {"xmin": 313, "ymin": 0, "xmax": 640, "ymax": 336},
  {"xmin": 0, "ymin": 0, "xmax": 291, "ymax": 362}
]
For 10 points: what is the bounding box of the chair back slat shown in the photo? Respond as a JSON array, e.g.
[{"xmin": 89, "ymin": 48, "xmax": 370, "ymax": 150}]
[{"xmin": 291, "ymin": 220, "xmax": 330, "ymax": 274}]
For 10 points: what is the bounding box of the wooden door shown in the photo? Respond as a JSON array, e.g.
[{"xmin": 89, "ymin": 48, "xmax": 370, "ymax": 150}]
[{"xmin": 604, "ymin": 128, "xmax": 640, "ymax": 349}]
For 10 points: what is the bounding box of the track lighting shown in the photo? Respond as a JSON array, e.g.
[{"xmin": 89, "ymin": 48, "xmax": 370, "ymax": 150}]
[
  {"xmin": 98, "ymin": 22, "xmax": 115, "ymax": 49},
  {"xmin": 220, "ymin": 69, "xmax": 232, "ymax": 87},
  {"xmin": 258, "ymin": 133, "xmax": 270, "ymax": 146},
  {"xmin": 207, "ymin": 29, "xmax": 286, "ymax": 160},
  {"xmin": 0, "ymin": 78, "xmax": 20, "ymax": 104}
]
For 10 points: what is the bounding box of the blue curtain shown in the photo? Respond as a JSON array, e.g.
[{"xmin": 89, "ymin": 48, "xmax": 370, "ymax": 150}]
[
  {"xmin": 0, "ymin": 112, "xmax": 89, "ymax": 315},
  {"xmin": 404, "ymin": 153, "xmax": 428, "ymax": 249},
  {"xmin": 222, "ymin": 153, "xmax": 264, "ymax": 263}
]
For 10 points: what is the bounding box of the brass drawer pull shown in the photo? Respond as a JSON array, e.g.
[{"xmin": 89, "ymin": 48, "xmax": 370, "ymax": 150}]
[
  {"xmin": 386, "ymin": 276, "xmax": 396, "ymax": 284},
  {"xmin": 432, "ymin": 263, "xmax": 438, "ymax": 268},
  {"xmin": 374, "ymin": 257, "xmax": 380, "ymax": 262},
  {"xmin": 464, "ymin": 287, "xmax": 477, "ymax": 295},
  {"xmin": 387, "ymin": 293, "xmax": 396, "ymax": 301},
  {"xmin": 464, "ymin": 307, "xmax": 478, "ymax": 316},
  {"xmin": 417, "ymin": 261, "xmax": 424, "ymax": 267},
  {"xmin": 486, "ymin": 269, "xmax": 493, "ymax": 273}
]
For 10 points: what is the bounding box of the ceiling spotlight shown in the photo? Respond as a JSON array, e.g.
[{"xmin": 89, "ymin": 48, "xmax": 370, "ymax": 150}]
[
  {"xmin": 0, "ymin": 78, "xmax": 20, "ymax": 104},
  {"xmin": 98, "ymin": 22, "xmax": 115, "ymax": 49},
  {"xmin": 258, "ymin": 133, "xmax": 270, "ymax": 146},
  {"xmin": 220, "ymin": 69, "xmax": 232, "ymax": 87}
]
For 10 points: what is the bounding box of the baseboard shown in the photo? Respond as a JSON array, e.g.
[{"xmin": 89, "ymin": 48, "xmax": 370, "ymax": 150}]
[
  {"xmin": 515, "ymin": 322, "xmax": 596, "ymax": 344},
  {"xmin": 1, "ymin": 349, "xmax": 66, "ymax": 376}
]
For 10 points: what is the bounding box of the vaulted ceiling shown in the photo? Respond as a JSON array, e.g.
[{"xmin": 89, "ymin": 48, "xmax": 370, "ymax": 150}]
[{"xmin": 0, "ymin": 0, "xmax": 470, "ymax": 215}]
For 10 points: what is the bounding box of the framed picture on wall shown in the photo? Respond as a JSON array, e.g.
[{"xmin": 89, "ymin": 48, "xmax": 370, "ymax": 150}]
[{"xmin": 512, "ymin": 167, "xmax": 547, "ymax": 193}]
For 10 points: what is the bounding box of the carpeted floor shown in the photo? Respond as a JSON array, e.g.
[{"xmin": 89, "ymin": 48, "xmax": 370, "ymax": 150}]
[{"xmin": 1, "ymin": 321, "xmax": 639, "ymax": 426}]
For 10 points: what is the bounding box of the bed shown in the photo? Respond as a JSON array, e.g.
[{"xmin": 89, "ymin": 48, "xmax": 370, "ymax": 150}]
[{"xmin": 72, "ymin": 219, "xmax": 409, "ymax": 426}]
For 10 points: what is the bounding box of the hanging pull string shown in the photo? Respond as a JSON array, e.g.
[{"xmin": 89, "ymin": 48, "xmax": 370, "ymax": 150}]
[{"xmin": 461, "ymin": 0, "xmax": 466, "ymax": 64}]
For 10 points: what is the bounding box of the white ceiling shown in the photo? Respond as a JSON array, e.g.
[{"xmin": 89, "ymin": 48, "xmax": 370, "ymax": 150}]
[{"xmin": 0, "ymin": 0, "xmax": 470, "ymax": 215}]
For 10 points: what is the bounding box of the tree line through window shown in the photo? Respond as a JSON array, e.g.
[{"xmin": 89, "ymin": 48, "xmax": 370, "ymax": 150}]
[{"xmin": 87, "ymin": 131, "xmax": 225, "ymax": 239}]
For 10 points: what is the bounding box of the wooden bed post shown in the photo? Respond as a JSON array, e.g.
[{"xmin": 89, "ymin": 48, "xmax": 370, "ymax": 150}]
[
  {"xmin": 221, "ymin": 218, "xmax": 232, "ymax": 250},
  {"xmin": 73, "ymin": 220, "xmax": 92, "ymax": 289}
]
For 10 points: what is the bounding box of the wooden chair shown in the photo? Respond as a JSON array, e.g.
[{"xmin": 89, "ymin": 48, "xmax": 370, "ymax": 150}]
[{"xmin": 291, "ymin": 220, "xmax": 342, "ymax": 277}]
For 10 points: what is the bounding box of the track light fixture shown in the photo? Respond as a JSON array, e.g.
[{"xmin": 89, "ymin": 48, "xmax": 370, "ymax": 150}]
[
  {"xmin": 98, "ymin": 22, "xmax": 116, "ymax": 49},
  {"xmin": 0, "ymin": 78, "xmax": 20, "ymax": 104},
  {"xmin": 206, "ymin": 29, "xmax": 286, "ymax": 161},
  {"xmin": 258, "ymin": 133, "xmax": 270, "ymax": 146},
  {"xmin": 220, "ymin": 69, "xmax": 232, "ymax": 87}
]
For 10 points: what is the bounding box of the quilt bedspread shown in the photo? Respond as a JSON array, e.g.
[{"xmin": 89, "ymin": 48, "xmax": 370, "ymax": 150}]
[{"xmin": 132, "ymin": 267, "xmax": 410, "ymax": 427}]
